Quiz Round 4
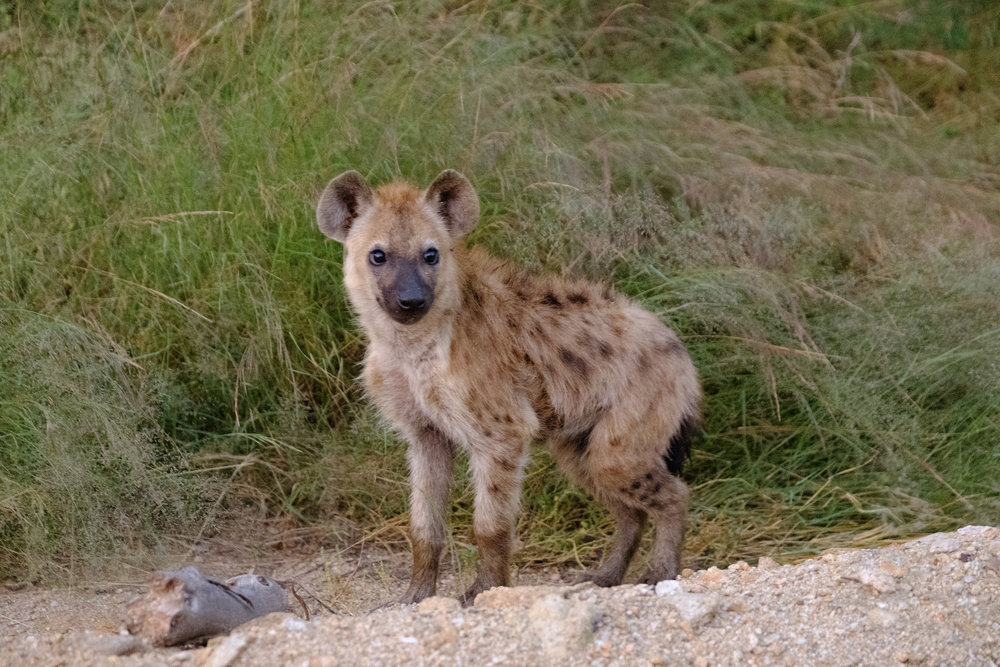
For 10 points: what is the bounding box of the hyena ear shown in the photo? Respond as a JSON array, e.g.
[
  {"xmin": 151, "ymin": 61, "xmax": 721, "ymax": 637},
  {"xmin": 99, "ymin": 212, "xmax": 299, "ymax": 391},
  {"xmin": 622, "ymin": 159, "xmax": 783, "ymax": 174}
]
[
  {"xmin": 316, "ymin": 171, "xmax": 374, "ymax": 243},
  {"xmin": 425, "ymin": 170, "xmax": 480, "ymax": 237}
]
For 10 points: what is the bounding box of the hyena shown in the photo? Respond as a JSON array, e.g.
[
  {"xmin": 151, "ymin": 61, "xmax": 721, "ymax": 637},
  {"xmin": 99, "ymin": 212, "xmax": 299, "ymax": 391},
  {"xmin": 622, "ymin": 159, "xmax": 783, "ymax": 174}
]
[{"xmin": 316, "ymin": 170, "xmax": 701, "ymax": 605}]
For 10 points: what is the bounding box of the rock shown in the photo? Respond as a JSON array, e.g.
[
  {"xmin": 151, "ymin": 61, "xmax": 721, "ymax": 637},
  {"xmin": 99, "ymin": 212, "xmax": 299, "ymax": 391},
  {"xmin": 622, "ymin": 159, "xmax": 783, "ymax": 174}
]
[
  {"xmin": 654, "ymin": 580, "xmax": 683, "ymax": 596},
  {"xmin": 417, "ymin": 596, "xmax": 461, "ymax": 614},
  {"xmin": 879, "ymin": 562, "xmax": 909, "ymax": 578},
  {"xmin": 696, "ymin": 566, "xmax": 727, "ymax": 588},
  {"xmin": 474, "ymin": 585, "xmax": 580, "ymax": 609},
  {"xmin": 757, "ymin": 556, "xmax": 779, "ymax": 571},
  {"xmin": 527, "ymin": 594, "xmax": 600, "ymax": 663},
  {"xmin": 197, "ymin": 634, "xmax": 248, "ymax": 667},
  {"xmin": 856, "ymin": 567, "xmax": 897, "ymax": 594},
  {"xmin": 655, "ymin": 582, "xmax": 720, "ymax": 627},
  {"xmin": 280, "ymin": 616, "xmax": 308, "ymax": 632},
  {"xmin": 912, "ymin": 533, "xmax": 961, "ymax": 553},
  {"xmin": 85, "ymin": 633, "xmax": 145, "ymax": 657}
]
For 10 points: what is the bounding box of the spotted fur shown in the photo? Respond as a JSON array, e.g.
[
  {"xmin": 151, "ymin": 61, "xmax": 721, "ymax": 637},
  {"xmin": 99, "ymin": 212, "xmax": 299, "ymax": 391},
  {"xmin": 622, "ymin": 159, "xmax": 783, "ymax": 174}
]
[{"xmin": 317, "ymin": 170, "xmax": 701, "ymax": 605}]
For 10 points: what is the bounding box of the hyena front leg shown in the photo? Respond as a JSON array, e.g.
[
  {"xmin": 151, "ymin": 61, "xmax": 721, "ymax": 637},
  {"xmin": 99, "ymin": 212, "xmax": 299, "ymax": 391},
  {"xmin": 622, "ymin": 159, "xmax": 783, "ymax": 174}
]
[
  {"xmin": 461, "ymin": 444, "xmax": 530, "ymax": 605},
  {"xmin": 400, "ymin": 424, "xmax": 455, "ymax": 605}
]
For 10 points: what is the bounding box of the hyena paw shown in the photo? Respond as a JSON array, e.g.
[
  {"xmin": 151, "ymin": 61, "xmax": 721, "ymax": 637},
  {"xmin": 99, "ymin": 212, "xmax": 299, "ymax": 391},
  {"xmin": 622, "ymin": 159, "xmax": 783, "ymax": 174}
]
[
  {"xmin": 459, "ymin": 578, "xmax": 500, "ymax": 607},
  {"xmin": 639, "ymin": 566, "xmax": 678, "ymax": 585},
  {"xmin": 396, "ymin": 581, "xmax": 435, "ymax": 606},
  {"xmin": 458, "ymin": 585, "xmax": 484, "ymax": 607},
  {"xmin": 575, "ymin": 570, "xmax": 625, "ymax": 588}
]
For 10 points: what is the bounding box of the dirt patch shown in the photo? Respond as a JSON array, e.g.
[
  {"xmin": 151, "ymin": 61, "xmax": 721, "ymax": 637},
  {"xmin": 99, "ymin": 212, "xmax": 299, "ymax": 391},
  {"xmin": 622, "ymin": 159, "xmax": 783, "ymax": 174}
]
[{"xmin": 2, "ymin": 527, "xmax": 999, "ymax": 665}]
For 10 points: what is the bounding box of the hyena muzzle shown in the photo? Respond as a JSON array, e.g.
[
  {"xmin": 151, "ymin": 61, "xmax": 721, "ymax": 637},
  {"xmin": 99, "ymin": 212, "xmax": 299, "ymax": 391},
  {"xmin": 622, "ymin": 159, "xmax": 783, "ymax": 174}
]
[{"xmin": 316, "ymin": 169, "xmax": 701, "ymax": 605}]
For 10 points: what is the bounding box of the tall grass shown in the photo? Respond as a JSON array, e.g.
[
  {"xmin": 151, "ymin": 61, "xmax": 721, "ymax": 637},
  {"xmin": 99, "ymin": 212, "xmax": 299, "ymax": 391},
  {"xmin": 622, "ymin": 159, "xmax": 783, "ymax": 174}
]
[{"xmin": 1, "ymin": 0, "xmax": 998, "ymax": 580}]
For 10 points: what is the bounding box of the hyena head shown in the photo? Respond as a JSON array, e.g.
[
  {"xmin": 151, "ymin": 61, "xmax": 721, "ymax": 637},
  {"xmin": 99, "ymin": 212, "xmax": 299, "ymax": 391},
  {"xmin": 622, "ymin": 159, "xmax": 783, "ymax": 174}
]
[{"xmin": 316, "ymin": 170, "xmax": 480, "ymax": 327}]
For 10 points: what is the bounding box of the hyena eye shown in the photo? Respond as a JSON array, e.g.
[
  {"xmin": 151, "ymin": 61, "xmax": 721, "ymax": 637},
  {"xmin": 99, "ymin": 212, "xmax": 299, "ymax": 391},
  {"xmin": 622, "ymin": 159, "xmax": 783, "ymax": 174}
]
[
  {"xmin": 369, "ymin": 249, "xmax": 387, "ymax": 266},
  {"xmin": 423, "ymin": 248, "xmax": 440, "ymax": 265}
]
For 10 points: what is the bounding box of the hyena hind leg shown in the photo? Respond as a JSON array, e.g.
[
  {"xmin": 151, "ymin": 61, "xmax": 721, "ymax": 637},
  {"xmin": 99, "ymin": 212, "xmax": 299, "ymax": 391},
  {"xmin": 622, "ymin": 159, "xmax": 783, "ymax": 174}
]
[
  {"xmin": 576, "ymin": 500, "xmax": 647, "ymax": 588},
  {"xmin": 639, "ymin": 473, "xmax": 690, "ymax": 584}
]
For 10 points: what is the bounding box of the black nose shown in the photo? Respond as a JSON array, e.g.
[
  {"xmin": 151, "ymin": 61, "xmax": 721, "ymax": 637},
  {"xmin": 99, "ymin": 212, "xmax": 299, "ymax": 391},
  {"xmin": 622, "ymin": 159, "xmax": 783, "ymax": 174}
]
[
  {"xmin": 397, "ymin": 295, "xmax": 426, "ymax": 311},
  {"xmin": 386, "ymin": 261, "xmax": 434, "ymax": 324}
]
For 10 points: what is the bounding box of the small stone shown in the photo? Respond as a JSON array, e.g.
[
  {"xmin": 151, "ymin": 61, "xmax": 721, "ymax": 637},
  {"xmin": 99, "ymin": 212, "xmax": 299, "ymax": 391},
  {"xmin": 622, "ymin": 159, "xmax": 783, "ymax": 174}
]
[
  {"xmin": 87, "ymin": 634, "xmax": 144, "ymax": 657},
  {"xmin": 430, "ymin": 615, "xmax": 459, "ymax": 646},
  {"xmin": 880, "ymin": 563, "xmax": 909, "ymax": 578},
  {"xmin": 198, "ymin": 634, "xmax": 248, "ymax": 667},
  {"xmin": 855, "ymin": 567, "xmax": 897, "ymax": 594},
  {"xmin": 659, "ymin": 589, "xmax": 721, "ymax": 628},
  {"xmin": 655, "ymin": 580, "xmax": 683, "ymax": 596},
  {"xmin": 474, "ymin": 585, "xmax": 571, "ymax": 609},
  {"xmin": 757, "ymin": 556, "xmax": 779, "ymax": 571},
  {"xmin": 913, "ymin": 533, "xmax": 961, "ymax": 553},
  {"xmin": 280, "ymin": 616, "xmax": 308, "ymax": 632},
  {"xmin": 527, "ymin": 594, "xmax": 601, "ymax": 662},
  {"xmin": 697, "ymin": 567, "xmax": 727, "ymax": 588},
  {"xmin": 417, "ymin": 596, "xmax": 461, "ymax": 613},
  {"xmin": 728, "ymin": 561, "xmax": 750, "ymax": 572}
]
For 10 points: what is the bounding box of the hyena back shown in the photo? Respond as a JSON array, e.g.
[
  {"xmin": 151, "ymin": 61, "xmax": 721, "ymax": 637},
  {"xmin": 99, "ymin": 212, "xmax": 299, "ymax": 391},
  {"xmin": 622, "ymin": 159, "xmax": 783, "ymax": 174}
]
[{"xmin": 316, "ymin": 170, "xmax": 701, "ymax": 605}]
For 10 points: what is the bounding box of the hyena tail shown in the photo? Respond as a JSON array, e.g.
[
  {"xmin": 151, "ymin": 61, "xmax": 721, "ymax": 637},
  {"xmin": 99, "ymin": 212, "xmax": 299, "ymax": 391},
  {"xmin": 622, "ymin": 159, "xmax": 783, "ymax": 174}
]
[{"xmin": 662, "ymin": 412, "xmax": 700, "ymax": 477}]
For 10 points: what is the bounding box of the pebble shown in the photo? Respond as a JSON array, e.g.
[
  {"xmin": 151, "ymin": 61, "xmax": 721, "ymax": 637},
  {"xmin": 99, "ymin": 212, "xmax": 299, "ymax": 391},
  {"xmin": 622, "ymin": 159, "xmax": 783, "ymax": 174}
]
[
  {"xmin": 654, "ymin": 582, "xmax": 720, "ymax": 627},
  {"xmin": 757, "ymin": 556, "xmax": 779, "ymax": 571},
  {"xmin": 856, "ymin": 566, "xmax": 897, "ymax": 593},
  {"xmin": 913, "ymin": 533, "xmax": 961, "ymax": 553},
  {"xmin": 696, "ymin": 566, "xmax": 727, "ymax": 588},
  {"xmin": 474, "ymin": 585, "xmax": 570, "ymax": 609},
  {"xmin": 416, "ymin": 596, "xmax": 461, "ymax": 614},
  {"xmin": 198, "ymin": 634, "xmax": 248, "ymax": 667},
  {"xmin": 527, "ymin": 594, "xmax": 600, "ymax": 662}
]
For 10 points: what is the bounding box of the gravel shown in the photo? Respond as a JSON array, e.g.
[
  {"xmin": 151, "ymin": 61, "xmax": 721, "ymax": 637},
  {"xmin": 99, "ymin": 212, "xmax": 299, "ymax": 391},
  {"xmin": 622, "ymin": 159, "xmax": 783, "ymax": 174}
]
[{"xmin": 2, "ymin": 526, "xmax": 999, "ymax": 666}]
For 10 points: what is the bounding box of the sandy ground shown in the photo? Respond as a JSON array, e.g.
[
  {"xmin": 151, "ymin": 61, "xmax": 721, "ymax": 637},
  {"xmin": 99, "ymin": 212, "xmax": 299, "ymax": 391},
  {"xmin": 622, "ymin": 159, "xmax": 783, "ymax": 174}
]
[{"xmin": 2, "ymin": 526, "xmax": 999, "ymax": 666}]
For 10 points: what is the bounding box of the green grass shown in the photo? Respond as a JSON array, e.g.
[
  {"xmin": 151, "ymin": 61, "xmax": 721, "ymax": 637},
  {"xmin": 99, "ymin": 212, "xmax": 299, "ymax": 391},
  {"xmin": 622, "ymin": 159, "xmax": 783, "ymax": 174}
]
[{"xmin": 1, "ymin": 0, "xmax": 998, "ymax": 581}]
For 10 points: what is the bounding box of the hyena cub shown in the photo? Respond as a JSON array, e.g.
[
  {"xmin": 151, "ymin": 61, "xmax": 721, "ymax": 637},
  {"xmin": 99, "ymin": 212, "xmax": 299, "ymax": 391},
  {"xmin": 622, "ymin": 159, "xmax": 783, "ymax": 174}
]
[{"xmin": 316, "ymin": 170, "xmax": 700, "ymax": 605}]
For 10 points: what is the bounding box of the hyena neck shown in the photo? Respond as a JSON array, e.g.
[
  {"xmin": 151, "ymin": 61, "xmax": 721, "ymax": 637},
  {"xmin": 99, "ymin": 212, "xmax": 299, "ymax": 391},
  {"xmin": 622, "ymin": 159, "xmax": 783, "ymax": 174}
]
[
  {"xmin": 357, "ymin": 283, "xmax": 459, "ymax": 366},
  {"xmin": 363, "ymin": 313, "xmax": 455, "ymax": 360}
]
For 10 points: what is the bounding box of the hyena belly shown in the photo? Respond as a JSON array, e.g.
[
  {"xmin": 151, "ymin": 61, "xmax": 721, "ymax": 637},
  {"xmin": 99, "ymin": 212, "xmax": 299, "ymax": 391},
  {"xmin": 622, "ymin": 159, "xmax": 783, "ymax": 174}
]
[{"xmin": 315, "ymin": 168, "xmax": 700, "ymax": 605}]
